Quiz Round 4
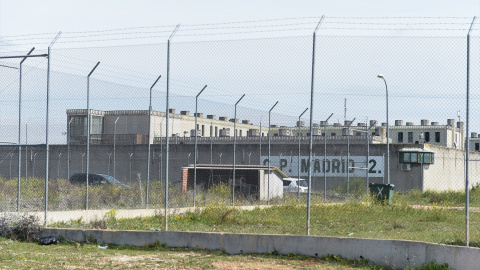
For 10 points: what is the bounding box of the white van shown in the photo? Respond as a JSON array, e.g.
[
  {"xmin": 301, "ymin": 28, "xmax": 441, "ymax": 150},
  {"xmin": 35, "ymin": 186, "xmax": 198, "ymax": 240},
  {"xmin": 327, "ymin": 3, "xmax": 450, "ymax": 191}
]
[{"xmin": 283, "ymin": 178, "xmax": 308, "ymax": 193}]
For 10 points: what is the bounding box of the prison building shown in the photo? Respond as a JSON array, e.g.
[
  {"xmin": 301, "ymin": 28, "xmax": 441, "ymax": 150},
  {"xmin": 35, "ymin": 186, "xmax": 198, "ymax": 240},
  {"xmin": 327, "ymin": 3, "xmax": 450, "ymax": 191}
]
[
  {"xmin": 67, "ymin": 109, "xmax": 259, "ymax": 145},
  {"xmin": 67, "ymin": 109, "xmax": 464, "ymax": 149},
  {"xmin": 467, "ymin": 132, "xmax": 480, "ymax": 152}
]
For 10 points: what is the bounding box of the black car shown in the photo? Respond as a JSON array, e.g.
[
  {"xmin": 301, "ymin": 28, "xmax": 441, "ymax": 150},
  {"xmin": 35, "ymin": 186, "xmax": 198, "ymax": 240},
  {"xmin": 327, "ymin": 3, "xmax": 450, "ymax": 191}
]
[{"xmin": 69, "ymin": 173, "xmax": 131, "ymax": 188}]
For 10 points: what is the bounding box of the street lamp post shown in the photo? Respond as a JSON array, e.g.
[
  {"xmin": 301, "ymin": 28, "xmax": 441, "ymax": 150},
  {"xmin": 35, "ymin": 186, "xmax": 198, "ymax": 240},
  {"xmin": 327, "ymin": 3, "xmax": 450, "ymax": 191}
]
[
  {"xmin": 268, "ymin": 101, "xmax": 279, "ymax": 205},
  {"xmin": 147, "ymin": 75, "xmax": 162, "ymax": 209},
  {"xmin": 323, "ymin": 113, "xmax": 333, "ymax": 201},
  {"xmin": 233, "ymin": 94, "xmax": 245, "ymax": 205},
  {"xmin": 297, "ymin": 108, "xmax": 308, "ymax": 199},
  {"xmin": 377, "ymin": 74, "xmax": 390, "ymax": 185},
  {"xmin": 194, "ymin": 85, "xmax": 207, "ymax": 207}
]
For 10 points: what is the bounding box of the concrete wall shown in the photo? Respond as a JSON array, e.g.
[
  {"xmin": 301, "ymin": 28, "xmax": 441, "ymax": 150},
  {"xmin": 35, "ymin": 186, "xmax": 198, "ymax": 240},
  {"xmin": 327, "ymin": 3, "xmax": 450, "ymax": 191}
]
[
  {"xmin": 41, "ymin": 228, "xmax": 480, "ymax": 270},
  {"xmin": 2, "ymin": 142, "xmax": 478, "ymax": 193},
  {"xmin": 259, "ymin": 170, "xmax": 283, "ymax": 200},
  {"xmin": 422, "ymin": 145, "xmax": 480, "ymax": 191}
]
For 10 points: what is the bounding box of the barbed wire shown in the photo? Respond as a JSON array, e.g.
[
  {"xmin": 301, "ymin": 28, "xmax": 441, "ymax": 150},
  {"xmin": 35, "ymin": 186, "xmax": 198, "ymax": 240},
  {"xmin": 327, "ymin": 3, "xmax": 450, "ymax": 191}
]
[
  {"xmin": 320, "ymin": 27, "xmax": 471, "ymax": 31},
  {"xmin": 323, "ymin": 22, "xmax": 473, "ymax": 25},
  {"xmin": 327, "ymin": 16, "xmax": 472, "ymax": 19},
  {"xmin": 2, "ymin": 16, "xmax": 479, "ymax": 49},
  {"xmin": 0, "ymin": 58, "xmax": 48, "ymax": 95}
]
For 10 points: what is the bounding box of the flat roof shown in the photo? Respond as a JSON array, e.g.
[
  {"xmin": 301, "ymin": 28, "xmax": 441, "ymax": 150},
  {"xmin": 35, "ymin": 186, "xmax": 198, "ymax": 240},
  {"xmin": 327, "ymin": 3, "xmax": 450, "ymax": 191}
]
[
  {"xmin": 398, "ymin": 147, "xmax": 432, "ymax": 153},
  {"xmin": 182, "ymin": 164, "xmax": 289, "ymax": 178}
]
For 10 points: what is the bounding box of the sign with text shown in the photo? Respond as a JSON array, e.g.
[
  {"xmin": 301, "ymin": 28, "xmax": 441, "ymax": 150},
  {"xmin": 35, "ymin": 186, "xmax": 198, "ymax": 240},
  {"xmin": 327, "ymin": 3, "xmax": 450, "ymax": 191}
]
[{"xmin": 261, "ymin": 155, "xmax": 384, "ymax": 177}]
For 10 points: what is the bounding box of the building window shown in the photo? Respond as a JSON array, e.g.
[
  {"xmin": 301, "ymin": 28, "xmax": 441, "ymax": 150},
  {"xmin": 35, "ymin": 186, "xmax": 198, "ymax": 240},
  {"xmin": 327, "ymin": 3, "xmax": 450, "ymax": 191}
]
[
  {"xmin": 435, "ymin": 132, "xmax": 440, "ymax": 142},
  {"xmin": 476, "ymin": 143, "xmax": 479, "ymax": 151},
  {"xmin": 71, "ymin": 116, "xmax": 87, "ymax": 137},
  {"xmin": 424, "ymin": 153, "xmax": 434, "ymax": 163},
  {"xmin": 331, "ymin": 133, "xmax": 336, "ymax": 136},
  {"xmin": 401, "ymin": 152, "xmax": 410, "ymax": 163},
  {"xmin": 356, "ymin": 132, "xmax": 362, "ymax": 136},
  {"xmin": 408, "ymin": 132, "xmax": 413, "ymax": 143},
  {"xmin": 239, "ymin": 130, "xmax": 242, "ymax": 137},
  {"xmin": 202, "ymin": 125, "xmax": 205, "ymax": 136},
  {"xmin": 400, "ymin": 151, "xmax": 434, "ymax": 164},
  {"xmin": 424, "ymin": 132, "xmax": 430, "ymax": 142},
  {"xmin": 91, "ymin": 115, "xmax": 103, "ymax": 134},
  {"xmin": 398, "ymin": 132, "xmax": 403, "ymax": 143}
]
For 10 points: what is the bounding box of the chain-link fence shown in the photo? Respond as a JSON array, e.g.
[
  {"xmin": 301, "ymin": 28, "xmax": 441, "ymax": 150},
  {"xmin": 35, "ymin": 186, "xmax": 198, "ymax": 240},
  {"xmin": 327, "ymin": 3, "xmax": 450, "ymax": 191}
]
[{"xmin": 1, "ymin": 16, "xmax": 480, "ymax": 246}]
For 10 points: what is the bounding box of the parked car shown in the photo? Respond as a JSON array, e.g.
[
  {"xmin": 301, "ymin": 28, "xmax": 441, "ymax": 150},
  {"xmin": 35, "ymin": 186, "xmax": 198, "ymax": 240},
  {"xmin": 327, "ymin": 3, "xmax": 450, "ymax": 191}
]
[
  {"xmin": 283, "ymin": 178, "xmax": 308, "ymax": 193},
  {"xmin": 69, "ymin": 173, "xmax": 131, "ymax": 188}
]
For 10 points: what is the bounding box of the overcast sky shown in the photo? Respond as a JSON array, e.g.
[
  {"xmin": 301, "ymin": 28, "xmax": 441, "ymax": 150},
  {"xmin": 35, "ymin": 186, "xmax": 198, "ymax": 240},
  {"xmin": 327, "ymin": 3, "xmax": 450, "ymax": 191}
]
[
  {"xmin": 1, "ymin": 0, "xmax": 479, "ymax": 36},
  {"xmin": 1, "ymin": 1, "xmax": 480, "ymax": 144}
]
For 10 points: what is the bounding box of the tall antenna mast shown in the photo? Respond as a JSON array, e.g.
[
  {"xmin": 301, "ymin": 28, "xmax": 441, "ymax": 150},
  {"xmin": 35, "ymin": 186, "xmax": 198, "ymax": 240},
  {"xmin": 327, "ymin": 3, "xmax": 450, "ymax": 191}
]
[{"xmin": 344, "ymin": 98, "xmax": 347, "ymax": 123}]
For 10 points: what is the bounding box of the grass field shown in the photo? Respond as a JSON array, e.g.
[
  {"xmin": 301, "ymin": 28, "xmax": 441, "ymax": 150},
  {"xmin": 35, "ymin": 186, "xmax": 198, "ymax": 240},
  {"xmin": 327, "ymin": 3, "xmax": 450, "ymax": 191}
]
[
  {"xmin": 0, "ymin": 237, "xmax": 402, "ymax": 269},
  {"xmin": 4, "ymin": 177, "xmax": 480, "ymax": 212},
  {"xmin": 3, "ymin": 179, "xmax": 480, "ymax": 246},
  {"xmin": 51, "ymin": 198, "xmax": 480, "ymax": 247}
]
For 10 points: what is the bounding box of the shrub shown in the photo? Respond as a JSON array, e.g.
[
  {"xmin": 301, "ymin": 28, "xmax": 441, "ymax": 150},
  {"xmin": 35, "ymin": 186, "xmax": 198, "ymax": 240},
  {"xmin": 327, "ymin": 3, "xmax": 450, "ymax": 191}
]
[{"xmin": 0, "ymin": 213, "xmax": 42, "ymax": 242}]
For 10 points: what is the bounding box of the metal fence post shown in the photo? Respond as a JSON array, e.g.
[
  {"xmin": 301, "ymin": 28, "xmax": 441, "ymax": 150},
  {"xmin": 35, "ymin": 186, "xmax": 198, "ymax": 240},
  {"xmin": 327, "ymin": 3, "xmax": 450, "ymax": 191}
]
[
  {"xmin": 268, "ymin": 101, "xmax": 278, "ymax": 205},
  {"xmin": 45, "ymin": 31, "xmax": 61, "ymax": 226},
  {"xmin": 17, "ymin": 47, "xmax": 35, "ymax": 212},
  {"xmin": 86, "ymin": 61, "xmax": 100, "ymax": 211},
  {"xmin": 465, "ymin": 16, "xmax": 476, "ymax": 247},
  {"xmin": 259, "ymin": 117, "xmax": 262, "ymax": 164},
  {"xmin": 346, "ymin": 118, "xmax": 355, "ymax": 199},
  {"xmin": 297, "ymin": 108, "xmax": 308, "ymax": 199},
  {"xmin": 67, "ymin": 118, "xmax": 73, "ymax": 181},
  {"xmin": 195, "ymin": 85, "xmax": 207, "ymax": 207},
  {"xmin": 232, "ymin": 94, "xmax": 245, "ymax": 205},
  {"xmin": 147, "ymin": 75, "xmax": 162, "ymax": 209},
  {"xmin": 307, "ymin": 15, "xmax": 324, "ymax": 235},
  {"xmin": 323, "ymin": 113, "xmax": 333, "ymax": 201},
  {"xmin": 165, "ymin": 24, "xmax": 180, "ymax": 231}
]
